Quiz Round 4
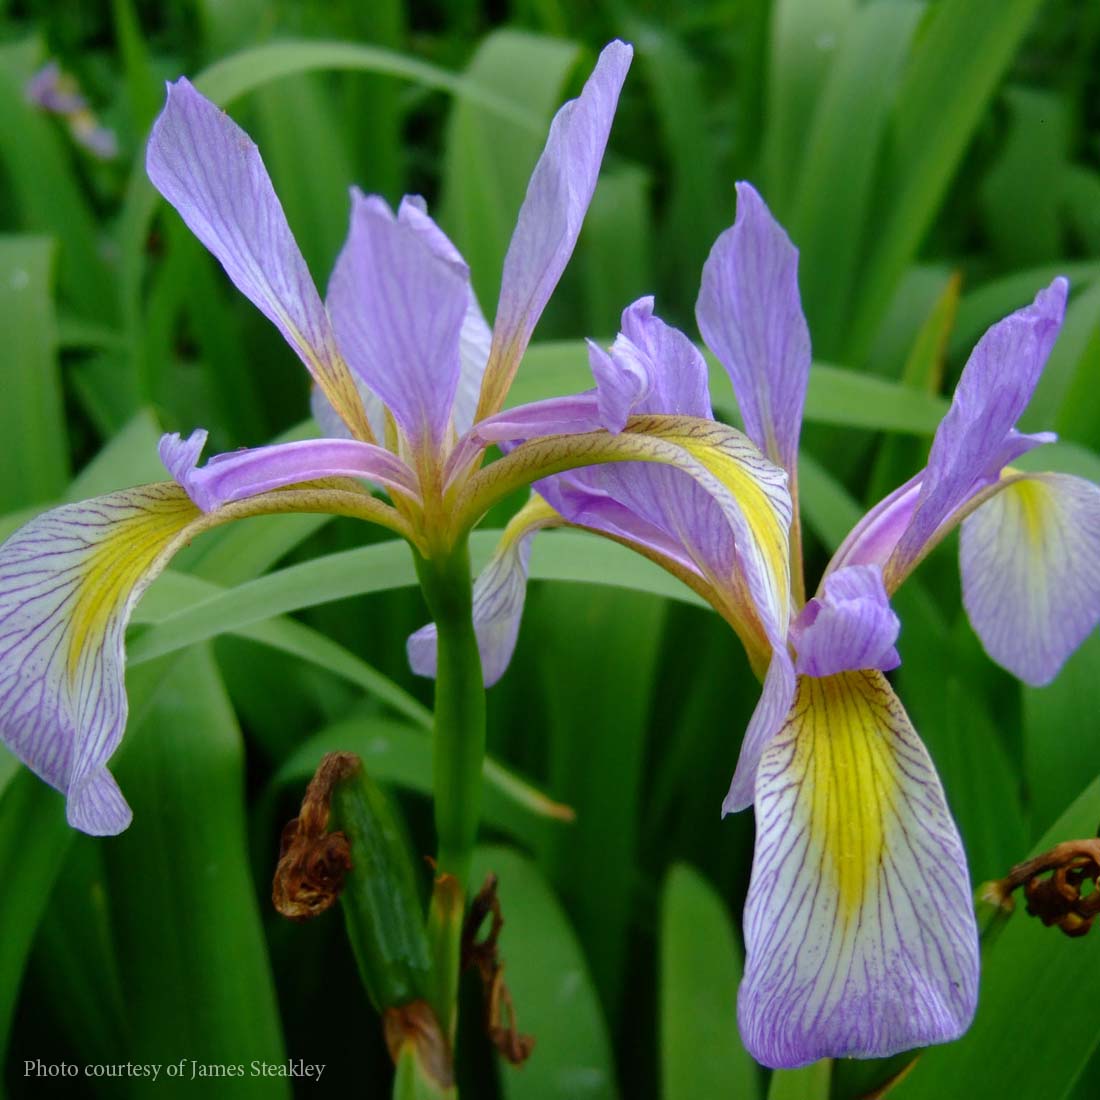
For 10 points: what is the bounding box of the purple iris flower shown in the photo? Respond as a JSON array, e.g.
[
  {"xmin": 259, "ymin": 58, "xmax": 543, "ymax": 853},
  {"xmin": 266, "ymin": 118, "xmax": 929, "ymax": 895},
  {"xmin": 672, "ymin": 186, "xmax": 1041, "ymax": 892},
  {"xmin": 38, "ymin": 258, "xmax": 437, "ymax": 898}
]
[
  {"xmin": 413, "ymin": 183, "xmax": 1100, "ymax": 1067},
  {"xmin": 25, "ymin": 61, "xmax": 118, "ymax": 159},
  {"xmin": 0, "ymin": 43, "xmax": 799, "ymax": 843}
]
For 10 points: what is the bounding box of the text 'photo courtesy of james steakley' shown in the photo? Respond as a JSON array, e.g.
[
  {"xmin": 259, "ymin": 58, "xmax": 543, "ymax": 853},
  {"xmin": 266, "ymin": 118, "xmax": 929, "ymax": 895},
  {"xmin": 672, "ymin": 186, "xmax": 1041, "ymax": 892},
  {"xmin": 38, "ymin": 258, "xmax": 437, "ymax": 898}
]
[{"xmin": 23, "ymin": 1060, "xmax": 326, "ymax": 1084}]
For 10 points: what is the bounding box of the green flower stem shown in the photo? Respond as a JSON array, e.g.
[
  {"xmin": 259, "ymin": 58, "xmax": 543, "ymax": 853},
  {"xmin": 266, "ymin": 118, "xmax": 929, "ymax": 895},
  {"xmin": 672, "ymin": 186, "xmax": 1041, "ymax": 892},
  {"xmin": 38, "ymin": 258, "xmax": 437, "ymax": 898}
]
[{"xmin": 413, "ymin": 537, "xmax": 486, "ymax": 1040}]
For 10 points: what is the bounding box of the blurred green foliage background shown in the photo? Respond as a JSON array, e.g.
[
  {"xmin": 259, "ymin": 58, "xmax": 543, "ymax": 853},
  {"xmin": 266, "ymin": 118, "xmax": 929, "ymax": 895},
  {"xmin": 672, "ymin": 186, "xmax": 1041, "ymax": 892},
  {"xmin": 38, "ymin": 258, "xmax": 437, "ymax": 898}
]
[{"xmin": 1, "ymin": 0, "xmax": 1099, "ymax": 1097}]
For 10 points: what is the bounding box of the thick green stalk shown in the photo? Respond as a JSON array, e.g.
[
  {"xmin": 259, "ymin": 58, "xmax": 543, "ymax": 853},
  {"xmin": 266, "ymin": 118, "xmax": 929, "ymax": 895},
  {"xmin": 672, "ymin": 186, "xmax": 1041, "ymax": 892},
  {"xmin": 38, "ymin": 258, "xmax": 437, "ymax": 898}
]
[{"xmin": 413, "ymin": 538, "xmax": 486, "ymax": 1040}]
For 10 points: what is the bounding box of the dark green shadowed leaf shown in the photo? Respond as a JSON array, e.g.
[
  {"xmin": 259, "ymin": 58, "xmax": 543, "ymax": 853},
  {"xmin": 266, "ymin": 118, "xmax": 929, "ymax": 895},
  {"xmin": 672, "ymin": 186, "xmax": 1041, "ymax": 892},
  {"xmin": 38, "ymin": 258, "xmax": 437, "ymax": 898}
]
[
  {"xmin": 26, "ymin": 840, "xmax": 130, "ymax": 1066},
  {"xmin": 0, "ymin": 39, "xmax": 115, "ymax": 323},
  {"xmin": 253, "ymin": 73, "xmax": 356, "ymax": 283},
  {"xmin": 580, "ymin": 164, "xmax": 653, "ymax": 335},
  {"xmin": 760, "ymin": 0, "xmax": 855, "ymax": 216},
  {"xmin": 469, "ymin": 846, "xmax": 618, "ymax": 1100},
  {"xmin": 530, "ymin": 586, "xmax": 665, "ymax": 1015},
  {"xmin": 439, "ymin": 30, "xmax": 579, "ymax": 310},
  {"xmin": 980, "ymin": 88, "xmax": 1069, "ymax": 267},
  {"xmin": 0, "ymin": 237, "xmax": 68, "ymax": 510},
  {"xmin": 630, "ymin": 20, "xmax": 724, "ymax": 298},
  {"xmin": 848, "ymin": 0, "xmax": 1048, "ymax": 360},
  {"xmin": 0, "ymin": 774, "xmax": 73, "ymax": 1068},
  {"xmin": 895, "ymin": 773, "xmax": 1100, "ymax": 1100},
  {"xmin": 660, "ymin": 865, "xmax": 760, "ymax": 1100},
  {"xmin": 788, "ymin": 0, "xmax": 923, "ymax": 357},
  {"xmin": 105, "ymin": 650, "xmax": 287, "ymax": 1092},
  {"xmin": 1023, "ymin": 630, "xmax": 1100, "ymax": 844}
]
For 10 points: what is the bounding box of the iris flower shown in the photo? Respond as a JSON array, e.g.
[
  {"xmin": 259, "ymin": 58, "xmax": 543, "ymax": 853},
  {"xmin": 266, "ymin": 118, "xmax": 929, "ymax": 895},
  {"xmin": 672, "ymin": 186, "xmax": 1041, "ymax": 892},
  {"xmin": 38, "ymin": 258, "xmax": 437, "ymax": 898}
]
[
  {"xmin": 0, "ymin": 42, "xmax": 797, "ymax": 845},
  {"xmin": 414, "ymin": 183, "xmax": 1100, "ymax": 1067}
]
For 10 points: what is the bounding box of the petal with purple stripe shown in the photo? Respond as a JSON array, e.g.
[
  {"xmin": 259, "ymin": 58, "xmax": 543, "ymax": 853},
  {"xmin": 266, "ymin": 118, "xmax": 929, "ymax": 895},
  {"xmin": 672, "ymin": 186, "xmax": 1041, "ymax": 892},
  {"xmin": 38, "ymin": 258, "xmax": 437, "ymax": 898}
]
[
  {"xmin": 889, "ymin": 278, "xmax": 1067, "ymax": 582},
  {"xmin": 408, "ymin": 495, "xmax": 561, "ymax": 687},
  {"xmin": 159, "ymin": 430, "xmax": 420, "ymax": 512},
  {"xmin": 328, "ymin": 190, "xmax": 470, "ymax": 454},
  {"xmin": 696, "ymin": 182, "xmax": 810, "ymax": 475},
  {"xmin": 476, "ymin": 40, "xmax": 633, "ymax": 419},
  {"xmin": 961, "ymin": 472, "xmax": 1100, "ymax": 686},
  {"xmin": 0, "ymin": 485, "xmax": 205, "ymax": 834},
  {"xmin": 790, "ymin": 564, "xmax": 900, "ymax": 678},
  {"xmin": 739, "ymin": 670, "xmax": 978, "ymax": 1068},
  {"xmin": 721, "ymin": 645, "xmax": 796, "ymax": 816},
  {"xmin": 146, "ymin": 78, "xmax": 370, "ymax": 439}
]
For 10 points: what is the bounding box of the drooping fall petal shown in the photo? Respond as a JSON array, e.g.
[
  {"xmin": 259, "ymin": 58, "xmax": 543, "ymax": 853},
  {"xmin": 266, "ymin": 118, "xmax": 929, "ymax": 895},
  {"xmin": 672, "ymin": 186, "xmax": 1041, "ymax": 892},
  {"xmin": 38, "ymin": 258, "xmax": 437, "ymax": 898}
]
[
  {"xmin": 739, "ymin": 670, "xmax": 978, "ymax": 1067},
  {"xmin": 476, "ymin": 40, "xmax": 633, "ymax": 419},
  {"xmin": 960, "ymin": 472, "xmax": 1100, "ymax": 686},
  {"xmin": 696, "ymin": 182, "xmax": 810, "ymax": 475},
  {"xmin": 0, "ymin": 485, "xmax": 205, "ymax": 834},
  {"xmin": 146, "ymin": 78, "xmax": 370, "ymax": 438}
]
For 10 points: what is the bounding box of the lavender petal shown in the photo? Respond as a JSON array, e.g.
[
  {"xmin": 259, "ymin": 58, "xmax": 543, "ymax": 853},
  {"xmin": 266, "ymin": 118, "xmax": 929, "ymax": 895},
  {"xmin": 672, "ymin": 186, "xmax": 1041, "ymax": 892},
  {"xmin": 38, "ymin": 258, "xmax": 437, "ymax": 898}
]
[
  {"xmin": 790, "ymin": 564, "xmax": 900, "ymax": 678},
  {"xmin": 159, "ymin": 430, "xmax": 420, "ymax": 512},
  {"xmin": 696, "ymin": 182, "xmax": 810, "ymax": 474},
  {"xmin": 0, "ymin": 485, "xmax": 206, "ymax": 834},
  {"xmin": 739, "ymin": 671, "xmax": 979, "ymax": 1067},
  {"xmin": 961, "ymin": 472, "xmax": 1100, "ymax": 686}
]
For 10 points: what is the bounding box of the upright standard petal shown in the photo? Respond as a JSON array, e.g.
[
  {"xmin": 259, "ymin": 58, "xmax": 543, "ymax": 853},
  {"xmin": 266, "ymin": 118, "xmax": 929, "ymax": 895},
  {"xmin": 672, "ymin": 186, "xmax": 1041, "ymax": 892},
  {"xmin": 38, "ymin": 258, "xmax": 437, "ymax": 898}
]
[
  {"xmin": 696, "ymin": 182, "xmax": 810, "ymax": 475},
  {"xmin": 328, "ymin": 191, "xmax": 470, "ymax": 454},
  {"xmin": 160, "ymin": 430, "xmax": 420, "ymax": 512},
  {"xmin": 888, "ymin": 278, "xmax": 1067, "ymax": 582},
  {"xmin": 475, "ymin": 40, "xmax": 633, "ymax": 420},
  {"xmin": 739, "ymin": 671, "xmax": 979, "ymax": 1067},
  {"xmin": 394, "ymin": 195, "xmax": 492, "ymax": 436},
  {"xmin": 790, "ymin": 565, "xmax": 900, "ymax": 678},
  {"xmin": 0, "ymin": 485, "xmax": 204, "ymax": 833},
  {"xmin": 146, "ymin": 79, "xmax": 371, "ymax": 439},
  {"xmin": 961, "ymin": 472, "xmax": 1100, "ymax": 686},
  {"xmin": 408, "ymin": 495, "xmax": 561, "ymax": 687}
]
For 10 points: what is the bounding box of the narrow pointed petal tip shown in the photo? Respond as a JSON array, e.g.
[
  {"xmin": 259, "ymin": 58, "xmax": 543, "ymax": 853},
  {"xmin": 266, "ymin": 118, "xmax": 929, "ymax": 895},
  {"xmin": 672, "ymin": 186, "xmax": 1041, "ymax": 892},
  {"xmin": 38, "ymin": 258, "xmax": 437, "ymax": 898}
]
[
  {"xmin": 738, "ymin": 671, "xmax": 979, "ymax": 1068},
  {"xmin": 477, "ymin": 40, "xmax": 632, "ymax": 417},
  {"xmin": 961, "ymin": 472, "xmax": 1100, "ymax": 685},
  {"xmin": 791, "ymin": 565, "xmax": 900, "ymax": 678},
  {"xmin": 891, "ymin": 277, "xmax": 1068, "ymax": 576},
  {"xmin": 696, "ymin": 181, "xmax": 810, "ymax": 473},
  {"xmin": 0, "ymin": 485, "xmax": 206, "ymax": 835},
  {"xmin": 328, "ymin": 190, "xmax": 470, "ymax": 451}
]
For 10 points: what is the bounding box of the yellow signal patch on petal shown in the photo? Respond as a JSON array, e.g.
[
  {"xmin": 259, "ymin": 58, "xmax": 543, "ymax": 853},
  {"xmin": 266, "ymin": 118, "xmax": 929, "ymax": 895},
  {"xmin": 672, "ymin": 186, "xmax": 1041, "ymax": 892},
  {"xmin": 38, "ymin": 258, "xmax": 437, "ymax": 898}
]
[
  {"xmin": 798, "ymin": 674, "xmax": 892, "ymax": 915},
  {"xmin": 961, "ymin": 471, "xmax": 1100, "ymax": 685},
  {"xmin": 739, "ymin": 670, "xmax": 978, "ymax": 1067},
  {"xmin": 651, "ymin": 417, "xmax": 791, "ymax": 633},
  {"xmin": 67, "ymin": 489, "xmax": 200, "ymax": 681}
]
